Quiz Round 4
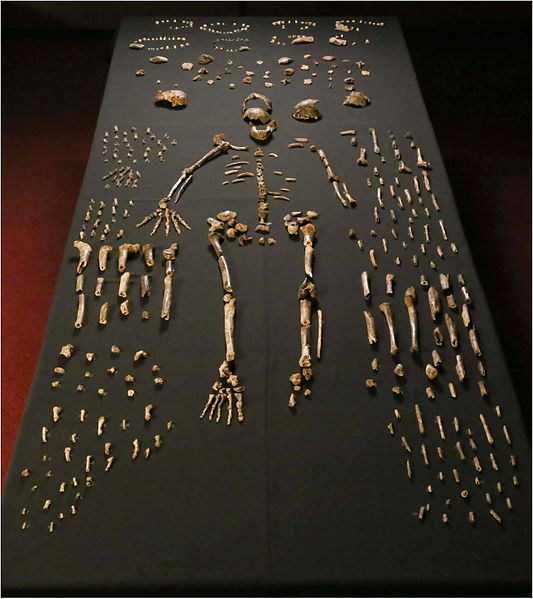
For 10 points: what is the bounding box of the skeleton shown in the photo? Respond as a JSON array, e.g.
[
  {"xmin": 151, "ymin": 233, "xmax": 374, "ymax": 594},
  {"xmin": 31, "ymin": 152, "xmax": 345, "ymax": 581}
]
[{"xmin": 137, "ymin": 134, "xmax": 248, "ymax": 236}]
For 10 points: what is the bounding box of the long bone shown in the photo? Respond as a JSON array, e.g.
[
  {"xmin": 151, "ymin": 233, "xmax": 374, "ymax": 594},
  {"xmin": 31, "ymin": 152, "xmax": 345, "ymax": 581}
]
[
  {"xmin": 368, "ymin": 127, "xmax": 380, "ymax": 154},
  {"xmin": 208, "ymin": 232, "xmax": 233, "ymax": 293},
  {"xmin": 223, "ymin": 295, "xmax": 236, "ymax": 362},
  {"xmin": 314, "ymin": 147, "xmax": 355, "ymax": 207},
  {"xmin": 379, "ymin": 302, "xmax": 398, "ymax": 355},
  {"xmin": 169, "ymin": 134, "xmax": 248, "ymax": 203},
  {"xmin": 298, "ymin": 279, "xmax": 316, "ymax": 370},
  {"xmin": 161, "ymin": 243, "xmax": 178, "ymax": 320},
  {"xmin": 403, "ymin": 286, "xmax": 419, "ymax": 353},
  {"xmin": 301, "ymin": 223, "xmax": 316, "ymax": 278}
]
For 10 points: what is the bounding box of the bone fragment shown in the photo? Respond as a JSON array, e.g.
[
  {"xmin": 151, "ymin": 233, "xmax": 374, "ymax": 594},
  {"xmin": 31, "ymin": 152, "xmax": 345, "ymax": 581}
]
[
  {"xmin": 160, "ymin": 275, "xmax": 173, "ymax": 320},
  {"xmin": 414, "ymin": 404, "xmax": 425, "ymax": 435},
  {"xmin": 386, "ymin": 273, "xmax": 394, "ymax": 295},
  {"xmin": 74, "ymin": 293, "xmax": 85, "ymax": 329},
  {"xmin": 95, "ymin": 277, "xmax": 104, "ymax": 296},
  {"xmin": 99, "ymin": 302, "xmax": 109, "ymax": 325},
  {"xmin": 461, "ymin": 304, "xmax": 471, "ymax": 327},
  {"xmin": 361, "ymin": 271, "xmax": 370, "ymax": 300},
  {"xmin": 379, "ymin": 302, "xmax": 398, "ymax": 355},
  {"xmin": 223, "ymin": 296, "xmax": 236, "ymax": 362},
  {"xmin": 403, "ymin": 287, "xmax": 418, "ymax": 353},
  {"xmin": 428, "ymin": 287, "xmax": 440, "ymax": 321},
  {"xmin": 455, "ymin": 354, "xmax": 466, "ymax": 382},
  {"xmin": 363, "ymin": 311, "xmax": 377, "ymax": 345},
  {"xmin": 368, "ymin": 127, "xmax": 380, "ymax": 154},
  {"xmin": 433, "ymin": 326, "xmax": 444, "ymax": 346},
  {"xmin": 469, "ymin": 328, "xmax": 482, "ymax": 356},
  {"xmin": 425, "ymin": 364, "xmax": 438, "ymax": 380},
  {"xmin": 73, "ymin": 240, "xmax": 92, "ymax": 273},
  {"xmin": 479, "ymin": 414, "xmax": 494, "ymax": 445},
  {"xmin": 98, "ymin": 245, "xmax": 113, "ymax": 271},
  {"xmin": 142, "ymin": 243, "xmax": 154, "ymax": 267},
  {"xmin": 118, "ymin": 272, "xmax": 130, "ymax": 297},
  {"xmin": 444, "ymin": 313, "xmax": 458, "ymax": 347}
]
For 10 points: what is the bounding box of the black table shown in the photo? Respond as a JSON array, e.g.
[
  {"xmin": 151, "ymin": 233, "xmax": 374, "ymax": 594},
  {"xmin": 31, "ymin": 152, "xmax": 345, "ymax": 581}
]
[{"xmin": 2, "ymin": 16, "xmax": 530, "ymax": 596}]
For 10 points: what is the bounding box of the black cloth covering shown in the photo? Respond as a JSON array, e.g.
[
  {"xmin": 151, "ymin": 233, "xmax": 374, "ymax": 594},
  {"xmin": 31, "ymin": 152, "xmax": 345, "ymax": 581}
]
[{"xmin": 2, "ymin": 16, "xmax": 531, "ymax": 596}]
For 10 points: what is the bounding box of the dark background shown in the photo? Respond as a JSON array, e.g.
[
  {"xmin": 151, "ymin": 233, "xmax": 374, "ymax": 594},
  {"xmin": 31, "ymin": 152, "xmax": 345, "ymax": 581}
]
[{"xmin": 2, "ymin": 1, "xmax": 531, "ymax": 481}]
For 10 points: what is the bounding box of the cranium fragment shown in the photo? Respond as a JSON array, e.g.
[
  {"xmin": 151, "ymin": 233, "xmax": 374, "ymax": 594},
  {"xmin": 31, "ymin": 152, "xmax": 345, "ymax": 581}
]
[
  {"xmin": 343, "ymin": 90, "xmax": 371, "ymax": 108},
  {"xmin": 154, "ymin": 89, "xmax": 188, "ymax": 108},
  {"xmin": 292, "ymin": 98, "xmax": 321, "ymax": 121},
  {"xmin": 243, "ymin": 107, "xmax": 271, "ymax": 124}
]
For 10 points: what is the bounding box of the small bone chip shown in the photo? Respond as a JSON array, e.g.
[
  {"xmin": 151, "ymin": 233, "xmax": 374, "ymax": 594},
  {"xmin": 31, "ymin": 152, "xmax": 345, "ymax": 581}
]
[
  {"xmin": 154, "ymin": 89, "xmax": 188, "ymax": 108},
  {"xmin": 149, "ymin": 56, "xmax": 168, "ymax": 63},
  {"xmin": 198, "ymin": 54, "xmax": 214, "ymax": 64}
]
